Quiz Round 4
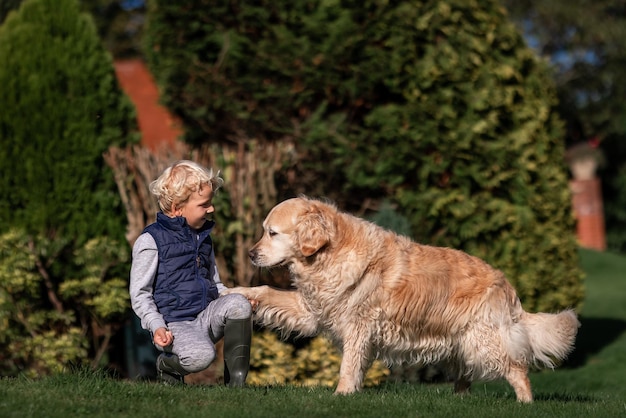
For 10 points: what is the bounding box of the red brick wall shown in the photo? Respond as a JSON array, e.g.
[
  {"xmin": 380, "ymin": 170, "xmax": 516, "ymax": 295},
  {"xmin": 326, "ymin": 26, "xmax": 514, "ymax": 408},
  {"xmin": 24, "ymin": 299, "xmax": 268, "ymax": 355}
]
[
  {"xmin": 114, "ymin": 59, "xmax": 182, "ymax": 151},
  {"xmin": 570, "ymin": 178, "xmax": 606, "ymax": 251}
]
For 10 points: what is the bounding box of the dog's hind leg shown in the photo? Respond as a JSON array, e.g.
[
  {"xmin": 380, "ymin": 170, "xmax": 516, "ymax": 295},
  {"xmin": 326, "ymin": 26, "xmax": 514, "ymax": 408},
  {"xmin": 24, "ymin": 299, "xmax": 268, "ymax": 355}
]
[
  {"xmin": 447, "ymin": 361, "xmax": 471, "ymax": 396},
  {"xmin": 453, "ymin": 377, "xmax": 472, "ymax": 395},
  {"xmin": 505, "ymin": 363, "xmax": 532, "ymax": 403}
]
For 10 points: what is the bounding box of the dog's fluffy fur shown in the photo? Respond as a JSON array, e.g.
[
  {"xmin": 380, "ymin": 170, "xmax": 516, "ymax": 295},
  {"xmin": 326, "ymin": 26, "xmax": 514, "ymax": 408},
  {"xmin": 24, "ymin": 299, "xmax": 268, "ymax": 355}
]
[{"xmin": 224, "ymin": 196, "xmax": 579, "ymax": 402}]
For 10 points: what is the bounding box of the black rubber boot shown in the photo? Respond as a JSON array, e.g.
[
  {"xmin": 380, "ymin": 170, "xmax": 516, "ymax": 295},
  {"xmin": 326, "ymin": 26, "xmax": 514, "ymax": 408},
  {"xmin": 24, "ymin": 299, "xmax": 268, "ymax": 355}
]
[
  {"xmin": 223, "ymin": 318, "xmax": 252, "ymax": 387},
  {"xmin": 156, "ymin": 353, "xmax": 186, "ymax": 385}
]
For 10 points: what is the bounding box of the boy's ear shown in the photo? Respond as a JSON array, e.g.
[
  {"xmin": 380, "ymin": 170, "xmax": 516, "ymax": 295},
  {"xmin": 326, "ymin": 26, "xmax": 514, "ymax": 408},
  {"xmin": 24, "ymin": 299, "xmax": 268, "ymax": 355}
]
[{"xmin": 170, "ymin": 203, "xmax": 181, "ymax": 216}]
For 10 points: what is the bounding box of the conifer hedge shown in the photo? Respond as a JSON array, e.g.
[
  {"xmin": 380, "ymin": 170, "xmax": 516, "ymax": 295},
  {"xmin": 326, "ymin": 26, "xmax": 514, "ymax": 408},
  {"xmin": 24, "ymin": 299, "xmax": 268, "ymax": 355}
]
[
  {"xmin": 144, "ymin": 0, "xmax": 584, "ymax": 312},
  {"xmin": 0, "ymin": 0, "xmax": 137, "ymax": 242},
  {"xmin": 0, "ymin": 0, "xmax": 138, "ymax": 376}
]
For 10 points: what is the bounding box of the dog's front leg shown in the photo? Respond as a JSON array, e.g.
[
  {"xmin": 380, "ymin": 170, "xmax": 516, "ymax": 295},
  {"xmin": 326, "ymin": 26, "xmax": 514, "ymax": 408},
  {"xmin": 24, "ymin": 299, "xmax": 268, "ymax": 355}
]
[
  {"xmin": 223, "ymin": 286, "xmax": 319, "ymax": 337},
  {"xmin": 334, "ymin": 336, "xmax": 373, "ymax": 395}
]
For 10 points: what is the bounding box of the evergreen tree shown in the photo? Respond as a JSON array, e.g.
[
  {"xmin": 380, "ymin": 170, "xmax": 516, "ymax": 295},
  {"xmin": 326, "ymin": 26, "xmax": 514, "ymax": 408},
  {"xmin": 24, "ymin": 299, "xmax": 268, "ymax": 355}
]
[
  {"xmin": 144, "ymin": 0, "xmax": 583, "ymax": 312},
  {"xmin": 82, "ymin": 0, "xmax": 146, "ymax": 58},
  {"xmin": 504, "ymin": 0, "xmax": 626, "ymax": 253},
  {"xmin": 0, "ymin": 0, "xmax": 138, "ymax": 243},
  {"xmin": 0, "ymin": 0, "xmax": 21, "ymax": 23},
  {"xmin": 0, "ymin": 0, "xmax": 138, "ymax": 376}
]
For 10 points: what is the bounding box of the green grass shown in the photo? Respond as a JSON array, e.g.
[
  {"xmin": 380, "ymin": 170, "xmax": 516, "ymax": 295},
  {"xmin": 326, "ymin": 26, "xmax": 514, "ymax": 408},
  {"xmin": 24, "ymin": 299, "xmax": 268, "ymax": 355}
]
[{"xmin": 1, "ymin": 249, "xmax": 625, "ymax": 418}]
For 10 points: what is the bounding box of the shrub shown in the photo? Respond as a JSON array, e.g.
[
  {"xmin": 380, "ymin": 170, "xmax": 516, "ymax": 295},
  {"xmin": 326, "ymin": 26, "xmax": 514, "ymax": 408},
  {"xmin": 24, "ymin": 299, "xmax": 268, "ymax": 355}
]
[
  {"xmin": 0, "ymin": 0, "xmax": 138, "ymax": 376},
  {"xmin": 143, "ymin": 0, "xmax": 583, "ymax": 312},
  {"xmin": 248, "ymin": 331, "xmax": 389, "ymax": 388},
  {"xmin": 0, "ymin": 230, "xmax": 129, "ymax": 376},
  {"xmin": 0, "ymin": 0, "xmax": 138, "ymax": 243}
]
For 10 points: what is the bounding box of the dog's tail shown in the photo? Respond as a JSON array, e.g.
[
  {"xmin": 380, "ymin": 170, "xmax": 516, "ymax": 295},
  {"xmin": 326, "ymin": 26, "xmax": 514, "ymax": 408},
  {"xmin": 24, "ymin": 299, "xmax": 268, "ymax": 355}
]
[{"xmin": 520, "ymin": 309, "xmax": 580, "ymax": 368}]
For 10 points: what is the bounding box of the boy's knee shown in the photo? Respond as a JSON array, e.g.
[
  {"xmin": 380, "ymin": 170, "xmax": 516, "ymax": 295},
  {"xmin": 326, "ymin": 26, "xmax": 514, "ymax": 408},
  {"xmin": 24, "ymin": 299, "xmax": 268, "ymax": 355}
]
[
  {"xmin": 179, "ymin": 349, "xmax": 216, "ymax": 373},
  {"xmin": 225, "ymin": 293, "xmax": 252, "ymax": 319}
]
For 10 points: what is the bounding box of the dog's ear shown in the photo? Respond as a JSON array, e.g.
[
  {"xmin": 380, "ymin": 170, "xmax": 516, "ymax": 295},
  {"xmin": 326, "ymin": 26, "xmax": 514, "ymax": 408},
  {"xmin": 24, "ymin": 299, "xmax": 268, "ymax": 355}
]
[{"xmin": 297, "ymin": 203, "xmax": 332, "ymax": 257}]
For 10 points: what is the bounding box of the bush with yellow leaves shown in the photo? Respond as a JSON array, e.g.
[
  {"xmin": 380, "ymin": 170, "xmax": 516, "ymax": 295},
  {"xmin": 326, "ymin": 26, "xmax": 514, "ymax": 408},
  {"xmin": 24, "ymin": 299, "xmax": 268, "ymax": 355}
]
[
  {"xmin": 247, "ymin": 329, "xmax": 298, "ymax": 386},
  {"xmin": 248, "ymin": 330, "xmax": 390, "ymax": 388}
]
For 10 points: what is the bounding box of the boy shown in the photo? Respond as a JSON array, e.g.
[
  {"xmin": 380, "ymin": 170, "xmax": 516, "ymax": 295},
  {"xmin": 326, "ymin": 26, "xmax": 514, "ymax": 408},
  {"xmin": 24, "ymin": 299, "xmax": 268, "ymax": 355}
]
[{"xmin": 130, "ymin": 160, "xmax": 252, "ymax": 386}]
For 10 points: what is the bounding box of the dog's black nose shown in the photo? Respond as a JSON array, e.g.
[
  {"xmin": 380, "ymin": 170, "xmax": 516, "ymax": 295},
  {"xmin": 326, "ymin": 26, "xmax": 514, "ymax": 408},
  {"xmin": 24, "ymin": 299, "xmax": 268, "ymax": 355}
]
[{"xmin": 248, "ymin": 248, "xmax": 257, "ymax": 260}]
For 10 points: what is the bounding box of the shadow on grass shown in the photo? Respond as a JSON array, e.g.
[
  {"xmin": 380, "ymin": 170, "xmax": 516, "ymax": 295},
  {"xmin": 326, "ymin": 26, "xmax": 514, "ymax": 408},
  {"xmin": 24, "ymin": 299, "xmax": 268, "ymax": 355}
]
[{"xmin": 563, "ymin": 316, "xmax": 626, "ymax": 368}]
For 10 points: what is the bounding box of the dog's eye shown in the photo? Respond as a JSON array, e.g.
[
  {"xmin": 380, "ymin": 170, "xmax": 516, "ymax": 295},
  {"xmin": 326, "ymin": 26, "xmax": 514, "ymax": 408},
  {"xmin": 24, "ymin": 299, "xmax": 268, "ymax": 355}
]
[{"xmin": 268, "ymin": 229, "xmax": 277, "ymax": 237}]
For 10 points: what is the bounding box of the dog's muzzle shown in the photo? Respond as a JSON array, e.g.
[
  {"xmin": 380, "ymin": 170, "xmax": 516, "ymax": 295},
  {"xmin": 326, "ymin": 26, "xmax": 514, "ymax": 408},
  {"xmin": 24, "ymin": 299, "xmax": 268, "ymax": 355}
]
[{"xmin": 248, "ymin": 248, "xmax": 259, "ymax": 264}]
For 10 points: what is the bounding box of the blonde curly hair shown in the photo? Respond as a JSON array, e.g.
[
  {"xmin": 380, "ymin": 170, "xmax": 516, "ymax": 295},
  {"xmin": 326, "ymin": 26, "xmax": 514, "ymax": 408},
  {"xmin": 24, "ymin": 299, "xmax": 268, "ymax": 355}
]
[{"xmin": 150, "ymin": 160, "xmax": 224, "ymax": 215}]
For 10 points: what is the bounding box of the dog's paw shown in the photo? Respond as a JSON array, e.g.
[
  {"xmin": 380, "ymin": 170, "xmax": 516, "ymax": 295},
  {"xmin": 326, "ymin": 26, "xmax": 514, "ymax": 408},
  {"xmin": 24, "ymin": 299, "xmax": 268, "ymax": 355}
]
[
  {"xmin": 220, "ymin": 287, "xmax": 236, "ymax": 296},
  {"xmin": 334, "ymin": 384, "xmax": 359, "ymax": 395},
  {"xmin": 222, "ymin": 286, "xmax": 251, "ymax": 297},
  {"xmin": 222, "ymin": 286, "xmax": 267, "ymax": 313},
  {"xmin": 222, "ymin": 285, "xmax": 266, "ymax": 300}
]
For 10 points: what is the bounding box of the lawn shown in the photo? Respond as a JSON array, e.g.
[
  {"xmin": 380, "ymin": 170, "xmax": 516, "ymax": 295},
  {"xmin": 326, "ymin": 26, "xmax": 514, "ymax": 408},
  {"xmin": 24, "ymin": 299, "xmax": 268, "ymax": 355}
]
[{"xmin": 1, "ymin": 249, "xmax": 625, "ymax": 418}]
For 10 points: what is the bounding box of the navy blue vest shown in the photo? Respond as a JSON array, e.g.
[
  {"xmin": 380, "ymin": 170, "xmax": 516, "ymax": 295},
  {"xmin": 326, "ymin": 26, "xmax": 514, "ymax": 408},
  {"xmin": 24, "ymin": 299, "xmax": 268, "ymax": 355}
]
[{"xmin": 144, "ymin": 212, "xmax": 219, "ymax": 323}]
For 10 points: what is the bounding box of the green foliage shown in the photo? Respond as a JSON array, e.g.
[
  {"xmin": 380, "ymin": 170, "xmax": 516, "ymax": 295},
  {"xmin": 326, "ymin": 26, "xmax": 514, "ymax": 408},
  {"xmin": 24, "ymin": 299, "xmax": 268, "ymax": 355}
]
[
  {"xmin": 366, "ymin": 0, "xmax": 583, "ymax": 312},
  {"xmin": 0, "ymin": 0, "xmax": 138, "ymax": 243},
  {"xmin": 0, "ymin": 230, "xmax": 129, "ymax": 376},
  {"xmin": 0, "ymin": 0, "xmax": 138, "ymax": 377},
  {"xmin": 605, "ymin": 166, "xmax": 626, "ymax": 252},
  {"xmin": 248, "ymin": 331, "xmax": 389, "ymax": 388},
  {"xmin": 368, "ymin": 201, "xmax": 413, "ymax": 237},
  {"xmin": 504, "ymin": 1, "xmax": 626, "ymax": 254},
  {"xmin": 81, "ymin": 0, "xmax": 146, "ymax": 58},
  {"xmin": 504, "ymin": 0, "xmax": 626, "ymax": 140},
  {"xmin": 60, "ymin": 238, "xmax": 130, "ymax": 319},
  {"xmin": 20, "ymin": 328, "xmax": 89, "ymax": 376},
  {"xmin": 144, "ymin": 0, "xmax": 583, "ymax": 312},
  {"xmin": 0, "ymin": 0, "xmax": 22, "ymax": 23}
]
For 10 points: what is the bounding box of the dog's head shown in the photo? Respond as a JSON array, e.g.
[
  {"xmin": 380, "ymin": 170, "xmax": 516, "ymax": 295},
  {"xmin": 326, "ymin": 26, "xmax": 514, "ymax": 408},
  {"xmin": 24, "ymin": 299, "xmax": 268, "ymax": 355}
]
[{"xmin": 249, "ymin": 197, "xmax": 335, "ymax": 267}]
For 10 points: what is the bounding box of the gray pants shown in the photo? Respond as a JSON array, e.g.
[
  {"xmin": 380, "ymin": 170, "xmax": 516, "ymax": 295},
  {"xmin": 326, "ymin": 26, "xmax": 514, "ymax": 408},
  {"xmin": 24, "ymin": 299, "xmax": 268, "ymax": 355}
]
[{"xmin": 159, "ymin": 293, "xmax": 251, "ymax": 373}]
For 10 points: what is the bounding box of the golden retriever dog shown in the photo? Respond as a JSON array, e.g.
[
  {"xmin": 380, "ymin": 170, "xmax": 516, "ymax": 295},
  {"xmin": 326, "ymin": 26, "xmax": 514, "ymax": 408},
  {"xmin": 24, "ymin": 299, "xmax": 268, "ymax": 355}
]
[{"xmin": 224, "ymin": 196, "xmax": 579, "ymax": 402}]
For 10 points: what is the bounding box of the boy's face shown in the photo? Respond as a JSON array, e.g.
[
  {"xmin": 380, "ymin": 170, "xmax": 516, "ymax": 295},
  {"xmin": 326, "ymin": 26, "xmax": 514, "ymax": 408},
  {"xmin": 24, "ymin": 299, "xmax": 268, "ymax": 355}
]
[{"xmin": 174, "ymin": 185, "xmax": 215, "ymax": 230}]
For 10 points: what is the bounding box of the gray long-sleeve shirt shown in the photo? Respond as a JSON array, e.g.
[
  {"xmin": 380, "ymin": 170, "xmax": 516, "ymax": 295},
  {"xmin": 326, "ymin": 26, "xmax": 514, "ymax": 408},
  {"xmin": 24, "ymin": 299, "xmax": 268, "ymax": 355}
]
[{"xmin": 129, "ymin": 232, "xmax": 227, "ymax": 335}]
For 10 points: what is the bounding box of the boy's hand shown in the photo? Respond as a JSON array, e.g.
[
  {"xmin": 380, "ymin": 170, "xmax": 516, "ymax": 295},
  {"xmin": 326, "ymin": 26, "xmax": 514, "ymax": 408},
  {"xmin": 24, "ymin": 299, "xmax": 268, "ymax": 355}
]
[{"xmin": 153, "ymin": 327, "xmax": 173, "ymax": 347}]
